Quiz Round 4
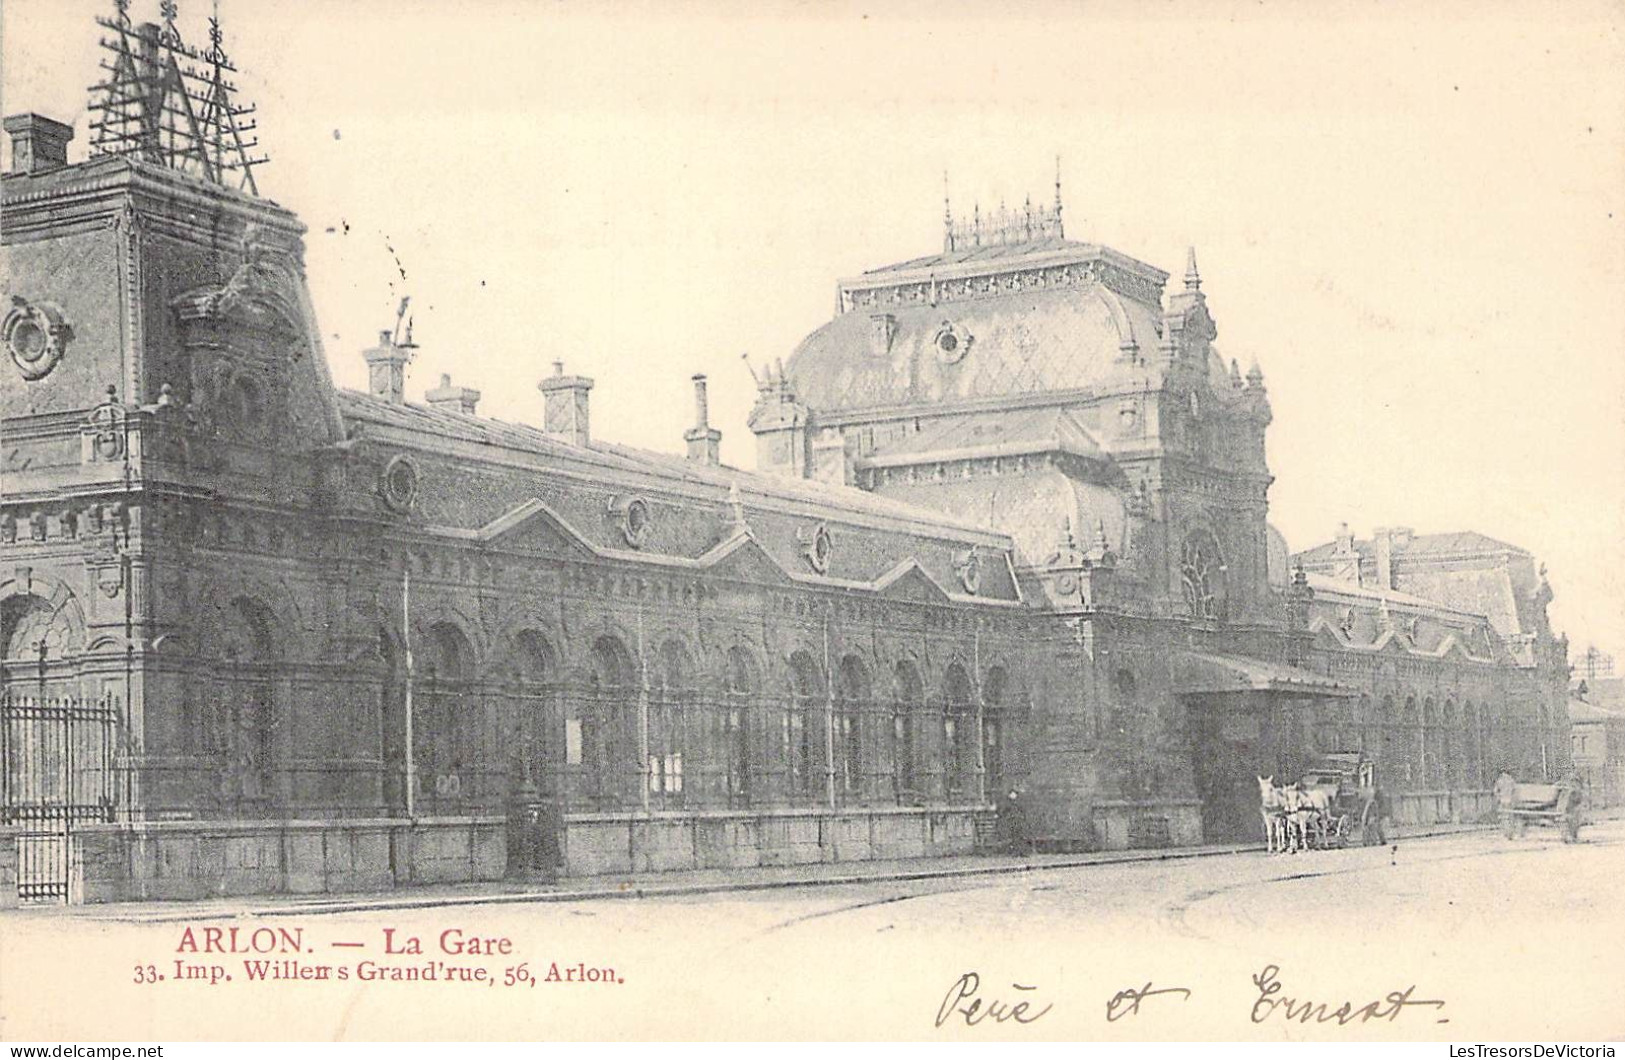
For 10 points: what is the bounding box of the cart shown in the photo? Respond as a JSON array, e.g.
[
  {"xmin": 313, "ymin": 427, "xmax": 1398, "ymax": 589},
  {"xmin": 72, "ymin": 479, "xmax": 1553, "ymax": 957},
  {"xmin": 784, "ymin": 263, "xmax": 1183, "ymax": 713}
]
[
  {"xmin": 1493, "ymin": 772, "xmax": 1585, "ymax": 843},
  {"xmin": 1297, "ymin": 752, "xmax": 1387, "ymax": 848}
]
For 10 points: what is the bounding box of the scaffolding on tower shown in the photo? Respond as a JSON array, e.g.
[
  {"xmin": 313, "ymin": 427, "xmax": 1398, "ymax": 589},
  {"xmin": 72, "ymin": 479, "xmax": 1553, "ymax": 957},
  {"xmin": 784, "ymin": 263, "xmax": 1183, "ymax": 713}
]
[{"xmin": 87, "ymin": 0, "xmax": 267, "ymax": 195}]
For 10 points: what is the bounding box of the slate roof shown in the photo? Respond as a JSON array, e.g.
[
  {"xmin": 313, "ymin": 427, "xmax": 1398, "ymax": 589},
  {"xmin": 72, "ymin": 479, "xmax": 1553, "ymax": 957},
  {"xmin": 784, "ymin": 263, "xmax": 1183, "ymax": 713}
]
[
  {"xmin": 1295, "ymin": 530, "xmax": 1526, "ymax": 565},
  {"xmin": 1303, "ymin": 572, "xmax": 1489, "ymax": 622},
  {"xmin": 335, "ymin": 390, "xmax": 1011, "ymax": 544}
]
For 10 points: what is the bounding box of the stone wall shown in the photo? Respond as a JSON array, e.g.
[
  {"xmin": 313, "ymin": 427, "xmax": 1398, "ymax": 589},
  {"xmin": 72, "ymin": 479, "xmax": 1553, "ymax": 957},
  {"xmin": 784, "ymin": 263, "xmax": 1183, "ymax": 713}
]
[
  {"xmin": 561, "ymin": 807, "xmax": 982, "ymax": 877},
  {"xmin": 72, "ymin": 817, "xmax": 505, "ymax": 903}
]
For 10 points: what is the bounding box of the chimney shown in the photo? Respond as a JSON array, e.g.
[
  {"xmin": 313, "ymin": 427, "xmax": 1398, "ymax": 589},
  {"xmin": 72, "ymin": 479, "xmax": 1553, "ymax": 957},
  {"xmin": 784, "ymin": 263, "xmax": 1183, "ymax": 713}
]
[
  {"xmin": 684, "ymin": 373, "xmax": 723, "ymax": 465},
  {"xmin": 1374, "ymin": 527, "xmax": 1395, "ymax": 591},
  {"xmin": 4, "ymin": 114, "xmax": 74, "ymax": 175},
  {"xmin": 539, "ymin": 360, "xmax": 593, "ymax": 446},
  {"xmin": 363, "ymin": 329, "xmax": 412, "ymax": 404},
  {"xmin": 425, "ymin": 373, "xmax": 480, "ymax": 415}
]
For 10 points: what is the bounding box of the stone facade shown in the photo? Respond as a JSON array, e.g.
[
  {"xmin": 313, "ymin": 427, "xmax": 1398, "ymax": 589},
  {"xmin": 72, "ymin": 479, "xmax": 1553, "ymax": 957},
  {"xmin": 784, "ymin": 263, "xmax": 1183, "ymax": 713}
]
[{"xmin": 0, "ymin": 36, "xmax": 1572, "ymax": 902}]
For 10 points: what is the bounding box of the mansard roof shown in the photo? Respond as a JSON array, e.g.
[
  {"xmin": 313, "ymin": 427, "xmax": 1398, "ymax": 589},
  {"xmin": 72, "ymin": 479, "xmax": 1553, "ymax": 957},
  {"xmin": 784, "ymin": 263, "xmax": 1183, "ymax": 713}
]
[
  {"xmin": 787, "ymin": 275, "xmax": 1179, "ymax": 415},
  {"xmin": 859, "ymin": 405, "xmax": 1106, "ymax": 468}
]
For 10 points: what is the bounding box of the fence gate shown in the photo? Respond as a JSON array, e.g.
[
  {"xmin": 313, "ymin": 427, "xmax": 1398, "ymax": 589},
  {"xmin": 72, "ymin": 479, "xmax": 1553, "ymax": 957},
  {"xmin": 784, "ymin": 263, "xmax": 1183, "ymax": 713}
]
[{"xmin": 1, "ymin": 694, "xmax": 124, "ymax": 904}]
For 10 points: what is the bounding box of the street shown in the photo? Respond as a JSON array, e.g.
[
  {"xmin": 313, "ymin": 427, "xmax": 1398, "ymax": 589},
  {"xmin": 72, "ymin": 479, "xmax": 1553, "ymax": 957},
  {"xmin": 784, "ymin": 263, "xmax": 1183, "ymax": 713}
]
[{"xmin": 2, "ymin": 821, "xmax": 1622, "ymax": 1041}]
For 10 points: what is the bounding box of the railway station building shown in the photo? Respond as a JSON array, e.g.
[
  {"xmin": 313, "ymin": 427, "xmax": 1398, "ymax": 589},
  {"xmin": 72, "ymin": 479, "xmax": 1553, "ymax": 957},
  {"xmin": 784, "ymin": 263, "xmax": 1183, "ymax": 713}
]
[{"xmin": 0, "ymin": 11, "xmax": 1572, "ymax": 901}]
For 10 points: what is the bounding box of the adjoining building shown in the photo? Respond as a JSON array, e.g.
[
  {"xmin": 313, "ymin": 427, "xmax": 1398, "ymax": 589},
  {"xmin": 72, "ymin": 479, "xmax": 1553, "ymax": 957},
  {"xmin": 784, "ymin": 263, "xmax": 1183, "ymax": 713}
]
[
  {"xmin": 1569, "ymin": 678, "xmax": 1625, "ymax": 809},
  {"xmin": 0, "ymin": 10, "xmax": 1571, "ymax": 903}
]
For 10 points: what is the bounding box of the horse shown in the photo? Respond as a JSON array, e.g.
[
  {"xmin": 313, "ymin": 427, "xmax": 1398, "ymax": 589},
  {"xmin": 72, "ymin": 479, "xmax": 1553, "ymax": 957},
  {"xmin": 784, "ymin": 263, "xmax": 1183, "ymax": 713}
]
[
  {"xmin": 1257, "ymin": 776, "xmax": 1289, "ymax": 854},
  {"xmin": 1281, "ymin": 782, "xmax": 1332, "ymax": 852}
]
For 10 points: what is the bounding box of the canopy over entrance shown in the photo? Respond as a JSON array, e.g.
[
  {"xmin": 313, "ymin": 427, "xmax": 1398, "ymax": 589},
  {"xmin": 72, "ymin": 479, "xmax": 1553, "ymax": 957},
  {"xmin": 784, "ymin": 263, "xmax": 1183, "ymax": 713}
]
[{"xmin": 1174, "ymin": 651, "xmax": 1360, "ymax": 699}]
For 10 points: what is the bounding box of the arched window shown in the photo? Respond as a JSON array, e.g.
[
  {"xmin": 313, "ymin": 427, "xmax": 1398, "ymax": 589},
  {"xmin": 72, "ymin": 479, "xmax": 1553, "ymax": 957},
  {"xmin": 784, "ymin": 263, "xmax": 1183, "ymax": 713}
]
[
  {"xmin": 649, "ymin": 641, "xmax": 690, "ymax": 804},
  {"xmin": 1442, "ymin": 699, "xmax": 1459, "ymax": 788},
  {"xmin": 786, "ymin": 651, "xmax": 822, "ymax": 801},
  {"xmin": 892, "ymin": 660, "xmax": 924, "ymax": 804},
  {"xmin": 1179, "ymin": 531, "xmax": 1226, "ymax": 621},
  {"xmin": 720, "ymin": 647, "xmax": 756, "ymax": 804},
  {"xmin": 419, "ymin": 621, "xmax": 475, "ymax": 807},
  {"xmin": 1401, "ymin": 695, "xmax": 1419, "ymax": 788},
  {"xmin": 1421, "ymin": 697, "xmax": 1439, "ymax": 789},
  {"xmin": 835, "ymin": 655, "xmax": 870, "ymax": 803},
  {"xmin": 511, "ymin": 630, "xmax": 554, "ymax": 685},
  {"xmin": 506, "ymin": 630, "xmax": 556, "ymax": 793},
  {"xmin": 943, "ymin": 663, "xmax": 975, "ymax": 800},
  {"xmin": 578, "ymin": 635, "xmax": 634, "ymax": 808},
  {"xmin": 983, "ymin": 667, "xmax": 1009, "ymax": 800},
  {"xmin": 0, "ymin": 593, "xmax": 76, "ymax": 701},
  {"xmin": 1462, "ymin": 702, "xmax": 1481, "ymax": 789},
  {"xmin": 214, "ymin": 597, "xmax": 279, "ymax": 808},
  {"xmin": 1379, "ymin": 694, "xmax": 1399, "ymax": 780}
]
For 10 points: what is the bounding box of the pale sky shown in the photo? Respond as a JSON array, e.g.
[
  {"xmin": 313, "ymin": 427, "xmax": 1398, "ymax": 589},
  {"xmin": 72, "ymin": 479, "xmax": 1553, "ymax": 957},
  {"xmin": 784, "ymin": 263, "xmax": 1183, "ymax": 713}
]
[{"xmin": 5, "ymin": 0, "xmax": 1624, "ymax": 661}]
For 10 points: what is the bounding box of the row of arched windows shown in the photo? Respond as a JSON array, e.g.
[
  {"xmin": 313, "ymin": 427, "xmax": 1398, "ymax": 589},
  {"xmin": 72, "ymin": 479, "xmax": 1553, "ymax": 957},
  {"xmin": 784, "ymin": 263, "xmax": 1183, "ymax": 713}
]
[
  {"xmin": 385, "ymin": 624, "xmax": 1017, "ymax": 814},
  {"xmin": 1312, "ymin": 692, "xmax": 1563, "ymax": 792}
]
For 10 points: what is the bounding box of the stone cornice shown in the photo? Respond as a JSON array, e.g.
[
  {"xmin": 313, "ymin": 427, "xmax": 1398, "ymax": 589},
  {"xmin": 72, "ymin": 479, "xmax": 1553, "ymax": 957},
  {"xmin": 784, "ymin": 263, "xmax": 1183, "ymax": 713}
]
[{"xmin": 2, "ymin": 158, "xmax": 303, "ymax": 244}]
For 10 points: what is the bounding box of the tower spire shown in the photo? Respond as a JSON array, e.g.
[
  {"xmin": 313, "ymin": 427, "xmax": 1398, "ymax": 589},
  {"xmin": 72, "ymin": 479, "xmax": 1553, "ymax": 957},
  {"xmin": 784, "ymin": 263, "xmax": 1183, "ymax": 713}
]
[
  {"xmin": 1184, "ymin": 245, "xmax": 1202, "ymax": 290},
  {"xmin": 1054, "ymin": 154, "xmax": 1064, "ymax": 238}
]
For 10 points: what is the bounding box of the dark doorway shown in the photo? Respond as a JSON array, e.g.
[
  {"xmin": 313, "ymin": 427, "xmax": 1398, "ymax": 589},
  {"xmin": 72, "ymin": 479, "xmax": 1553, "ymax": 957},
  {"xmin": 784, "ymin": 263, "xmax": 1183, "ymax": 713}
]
[{"xmin": 1191, "ymin": 706, "xmax": 1265, "ymax": 843}]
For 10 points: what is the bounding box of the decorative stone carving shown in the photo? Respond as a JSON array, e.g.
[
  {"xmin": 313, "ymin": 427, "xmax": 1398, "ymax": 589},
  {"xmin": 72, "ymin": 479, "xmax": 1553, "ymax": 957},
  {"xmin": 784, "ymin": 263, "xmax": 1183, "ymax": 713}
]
[
  {"xmin": 799, "ymin": 522, "xmax": 833, "ymax": 574},
  {"xmin": 955, "ymin": 547, "xmax": 983, "ymax": 595},
  {"xmin": 3, "ymin": 296, "xmax": 73, "ymax": 381},
  {"xmin": 933, "ymin": 320, "xmax": 973, "ymax": 364},
  {"xmin": 610, "ymin": 495, "xmax": 652, "ymax": 549},
  {"xmin": 83, "ymin": 386, "xmax": 129, "ymax": 463},
  {"xmin": 97, "ymin": 565, "xmax": 123, "ymax": 599}
]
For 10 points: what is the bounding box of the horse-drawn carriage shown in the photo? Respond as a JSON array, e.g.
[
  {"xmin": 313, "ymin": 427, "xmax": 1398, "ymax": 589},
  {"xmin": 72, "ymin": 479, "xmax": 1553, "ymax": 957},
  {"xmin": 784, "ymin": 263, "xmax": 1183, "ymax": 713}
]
[
  {"xmin": 1493, "ymin": 772, "xmax": 1585, "ymax": 843},
  {"xmin": 1259, "ymin": 752, "xmax": 1387, "ymax": 853}
]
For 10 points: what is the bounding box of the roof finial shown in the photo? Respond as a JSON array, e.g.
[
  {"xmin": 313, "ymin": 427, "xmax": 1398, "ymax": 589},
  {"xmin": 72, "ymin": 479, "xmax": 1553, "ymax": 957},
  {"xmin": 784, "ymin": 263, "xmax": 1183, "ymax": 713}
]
[
  {"xmin": 1185, "ymin": 245, "xmax": 1202, "ymax": 290},
  {"xmin": 943, "ymin": 170, "xmax": 954, "ymax": 252},
  {"xmin": 1054, "ymin": 154, "xmax": 1065, "ymax": 238}
]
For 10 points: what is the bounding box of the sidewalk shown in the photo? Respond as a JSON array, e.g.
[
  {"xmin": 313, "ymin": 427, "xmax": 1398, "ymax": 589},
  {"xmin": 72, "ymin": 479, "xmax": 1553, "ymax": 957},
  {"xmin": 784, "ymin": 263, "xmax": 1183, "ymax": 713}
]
[{"xmin": 42, "ymin": 819, "xmax": 1496, "ymax": 924}]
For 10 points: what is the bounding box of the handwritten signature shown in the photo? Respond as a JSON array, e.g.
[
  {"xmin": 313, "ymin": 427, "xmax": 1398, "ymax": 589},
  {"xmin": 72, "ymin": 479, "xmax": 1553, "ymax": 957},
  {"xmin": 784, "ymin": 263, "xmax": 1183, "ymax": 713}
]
[
  {"xmin": 935, "ymin": 972, "xmax": 1054, "ymax": 1028},
  {"xmin": 935, "ymin": 965, "xmax": 1446, "ymax": 1030},
  {"xmin": 1250, "ymin": 964, "xmax": 1448, "ymax": 1025},
  {"xmin": 936, "ymin": 973, "xmax": 1192, "ymax": 1029},
  {"xmin": 1106, "ymin": 982, "xmax": 1193, "ymax": 1022}
]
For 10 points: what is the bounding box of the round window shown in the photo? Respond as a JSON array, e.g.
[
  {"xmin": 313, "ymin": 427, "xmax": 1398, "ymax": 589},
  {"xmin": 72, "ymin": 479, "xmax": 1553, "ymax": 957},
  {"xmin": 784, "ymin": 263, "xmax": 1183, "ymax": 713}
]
[
  {"xmin": 9, "ymin": 320, "xmax": 46, "ymax": 363},
  {"xmin": 379, "ymin": 454, "xmax": 420, "ymax": 513},
  {"xmin": 620, "ymin": 496, "xmax": 652, "ymax": 548},
  {"xmin": 934, "ymin": 322, "xmax": 971, "ymax": 364},
  {"xmin": 804, "ymin": 523, "xmax": 833, "ymax": 573},
  {"xmin": 4, "ymin": 301, "xmax": 71, "ymax": 381}
]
